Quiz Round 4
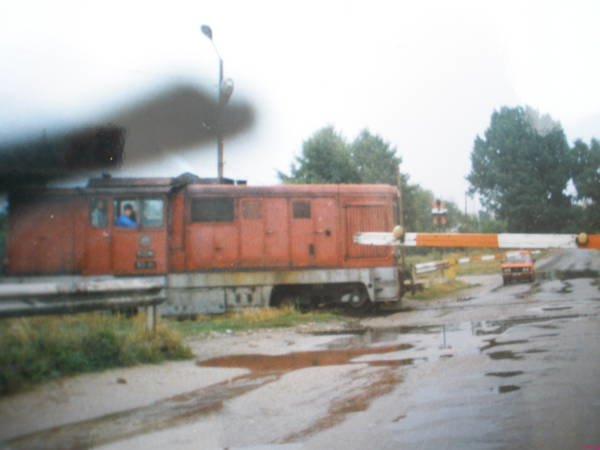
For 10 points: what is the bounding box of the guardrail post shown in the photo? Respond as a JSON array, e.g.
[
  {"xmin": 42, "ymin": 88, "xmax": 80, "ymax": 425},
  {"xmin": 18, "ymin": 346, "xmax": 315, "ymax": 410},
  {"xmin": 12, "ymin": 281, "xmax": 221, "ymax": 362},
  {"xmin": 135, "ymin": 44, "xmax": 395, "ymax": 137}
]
[{"xmin": 146, "ymin": 305, "xmax": 158, "ymax": 334}]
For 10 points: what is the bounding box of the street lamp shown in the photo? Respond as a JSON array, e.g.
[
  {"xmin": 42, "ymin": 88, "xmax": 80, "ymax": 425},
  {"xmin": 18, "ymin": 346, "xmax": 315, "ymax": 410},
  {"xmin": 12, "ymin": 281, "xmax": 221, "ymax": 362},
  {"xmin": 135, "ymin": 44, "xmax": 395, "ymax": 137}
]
[{"xmin": 201, "ymin": 24, "xmax": 234, "ymax": 182}]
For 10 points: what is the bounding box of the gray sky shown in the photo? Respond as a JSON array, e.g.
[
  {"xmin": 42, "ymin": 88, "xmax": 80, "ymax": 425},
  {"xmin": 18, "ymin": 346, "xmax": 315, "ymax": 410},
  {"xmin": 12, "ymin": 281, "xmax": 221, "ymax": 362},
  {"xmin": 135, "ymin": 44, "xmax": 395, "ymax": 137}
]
[{"xmin": 1, "ymin": 0, "xmax": 599, "ymax": 210}]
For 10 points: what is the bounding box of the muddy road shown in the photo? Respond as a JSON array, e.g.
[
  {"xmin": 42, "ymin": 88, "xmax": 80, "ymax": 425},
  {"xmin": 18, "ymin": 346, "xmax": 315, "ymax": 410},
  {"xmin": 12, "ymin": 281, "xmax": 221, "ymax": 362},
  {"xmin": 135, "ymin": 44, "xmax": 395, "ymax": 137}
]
[{"xmin": 1, "ymin": 250, "xmax": 599, "ymax": 449}]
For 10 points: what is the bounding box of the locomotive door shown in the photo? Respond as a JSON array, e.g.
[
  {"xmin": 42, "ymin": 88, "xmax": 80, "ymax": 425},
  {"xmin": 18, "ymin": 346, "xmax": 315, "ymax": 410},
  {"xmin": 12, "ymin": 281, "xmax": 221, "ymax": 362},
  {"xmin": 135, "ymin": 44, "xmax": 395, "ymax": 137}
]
[
  {"xmin": 239, "ymin": 198, "xmax": 265, "ymax": 266},
  {"xmin": 84, "ymin": 197, "xmax": 111, "ymax": 274},
  {"xmin": 263, "ymin": 198, "xmax": 289, "ymax": 267},
  {"xmin": 290, "ymin": 197, "xmax": 337, "ymax": 267},
  {"xmin": 111, "ymin": 197, "xmax": 168, "ymax": 275},
  {"xmin": 311, "ymin": 197, "xmax": 338, "ymax": 266}
]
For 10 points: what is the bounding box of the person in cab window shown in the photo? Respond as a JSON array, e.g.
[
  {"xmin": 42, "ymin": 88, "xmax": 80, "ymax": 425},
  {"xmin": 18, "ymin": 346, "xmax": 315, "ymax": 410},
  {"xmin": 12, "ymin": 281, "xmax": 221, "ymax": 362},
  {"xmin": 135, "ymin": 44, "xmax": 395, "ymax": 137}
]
[{"xmin": 115, "ymin": 204, "xmax": 137, "ymax": 228}]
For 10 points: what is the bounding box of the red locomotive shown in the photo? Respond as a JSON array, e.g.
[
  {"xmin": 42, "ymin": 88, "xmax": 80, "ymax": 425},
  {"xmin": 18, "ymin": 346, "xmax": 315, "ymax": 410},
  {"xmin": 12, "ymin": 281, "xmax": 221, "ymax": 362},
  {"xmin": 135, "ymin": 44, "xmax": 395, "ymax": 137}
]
[{"xmin": 5, "ymin": 174, "xmax": 404, "ymax": 314}]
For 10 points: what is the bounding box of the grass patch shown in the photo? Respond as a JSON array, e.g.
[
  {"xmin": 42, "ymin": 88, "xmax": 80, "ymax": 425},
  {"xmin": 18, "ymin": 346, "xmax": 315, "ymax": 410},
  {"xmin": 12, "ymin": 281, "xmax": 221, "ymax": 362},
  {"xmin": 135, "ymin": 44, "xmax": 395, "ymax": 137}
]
[
  {"xmin": 405, "ymin": 279, "xmax": 472, "ymax": 301},
  {"xmin": 171, "ymin": 306, "xmax": 343, "ymax": 337},
  {"xmin": 0, "ymin": 313, "xmax": 192, "ymax": 395},
  {"xmin": 456, "ymin": 259, "xmax": 501, "ymax": 275}
]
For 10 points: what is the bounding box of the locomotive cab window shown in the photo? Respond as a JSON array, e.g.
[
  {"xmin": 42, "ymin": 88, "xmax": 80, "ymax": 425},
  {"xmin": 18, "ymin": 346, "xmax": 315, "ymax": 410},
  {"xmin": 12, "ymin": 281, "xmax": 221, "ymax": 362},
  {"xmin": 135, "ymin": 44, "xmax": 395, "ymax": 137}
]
[
  {"xmin": 141, "ymin": 199, "xmax": 164, "ymax": 227},
  {"xmin": 292, "ymin": 201, "xmax": 311, "ymax": 219},
  {"xmin": 114, "ymin": 199, "xmax": 139, "ymax": 228},
  {"xmin": 113, "ymin": 198, "xmax": 164, "ymax": 228},
  {"xmin": 191, "ymin": 197, "xmax": 234, "ymax": 222},
  {"xmin": 89, "ymin": 198, "xmax": 108, "ymax": 228}
]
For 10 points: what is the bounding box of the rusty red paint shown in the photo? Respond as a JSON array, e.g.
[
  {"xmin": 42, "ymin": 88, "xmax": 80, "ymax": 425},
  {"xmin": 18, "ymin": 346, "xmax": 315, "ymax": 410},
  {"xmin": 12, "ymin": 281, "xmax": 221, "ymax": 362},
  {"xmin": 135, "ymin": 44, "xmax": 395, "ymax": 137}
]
[{"xmin": 6, "ymin": 179, "xmax": 398, "ymax": 276}]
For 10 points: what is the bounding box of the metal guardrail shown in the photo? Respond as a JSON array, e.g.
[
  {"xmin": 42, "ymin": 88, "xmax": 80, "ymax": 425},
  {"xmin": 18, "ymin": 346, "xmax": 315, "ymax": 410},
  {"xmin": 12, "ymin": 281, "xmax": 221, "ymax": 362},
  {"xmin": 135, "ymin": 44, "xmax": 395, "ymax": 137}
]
[
  {"xmin": 0, "ymin": 276, "xmax": 166, "ymax": 330},
  {"xmin": 414, "ymin": 260, "xmax": 449, "ymax": 274}
]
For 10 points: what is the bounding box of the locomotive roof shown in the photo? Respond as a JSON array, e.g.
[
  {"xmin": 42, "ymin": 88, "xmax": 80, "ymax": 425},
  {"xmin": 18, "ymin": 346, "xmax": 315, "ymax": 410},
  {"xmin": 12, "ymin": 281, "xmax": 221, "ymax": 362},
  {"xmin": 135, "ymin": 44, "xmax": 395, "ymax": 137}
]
[
  {"xmin": 184, "ymin": 183, "xmax": 399, "ymax": 196},
  {"xmin": 11, "ymin": 175, "xmax": 399, "ymax": 197}
]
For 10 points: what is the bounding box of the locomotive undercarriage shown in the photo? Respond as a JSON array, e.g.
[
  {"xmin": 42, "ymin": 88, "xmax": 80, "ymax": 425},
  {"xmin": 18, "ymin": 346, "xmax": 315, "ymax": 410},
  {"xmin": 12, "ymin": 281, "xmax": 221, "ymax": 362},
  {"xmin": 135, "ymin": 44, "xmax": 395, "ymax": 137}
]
[{"xmin": 163, "ymin": 266, "xmax": 401, "ymax": 315}]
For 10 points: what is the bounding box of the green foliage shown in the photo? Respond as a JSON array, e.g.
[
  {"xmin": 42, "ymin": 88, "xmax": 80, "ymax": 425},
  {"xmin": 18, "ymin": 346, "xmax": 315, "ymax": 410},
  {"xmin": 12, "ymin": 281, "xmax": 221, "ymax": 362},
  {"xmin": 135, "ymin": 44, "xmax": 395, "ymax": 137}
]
[
  {"xmin": 279, "ymin": 127, "xmax": 401, "ymax": 185},
  {"xmin": 468, "ymin": 106, "xmax": 577, "ymax": 232},
  {"xmin": 403, "ymin": 183, "xmax": 434, "ymax": 232},
  {"xmin": 279, "ymin": 126, "xmax": 497, "ymax": 235},
  {"xmin": 0, "ymin": 207, "xmax": 6, "ymax": 273},
  {"xmin": 572, "ymin": 139, "xmax": 600, "ymax": 232},
  {"xmin": 0, "ymin": 313, "xmax": 192, "ymax": 395},
  {"xmin": 405, "ymin": 279, "xmax": 472, "ymax": 301},
  {"xmin": 278, "ymin": 126, "xmax": 360, "ymax": 184},
  {"xmin": 476, "ymin": 210, "xmax": 508, "ymax": 233},
  {"xmin": 172, "ymin": 306, "xmax": 342, "ymax": 337},
  {"xmin": 350, "ymin": 130, "xmax": 402, "ymax": 184}
]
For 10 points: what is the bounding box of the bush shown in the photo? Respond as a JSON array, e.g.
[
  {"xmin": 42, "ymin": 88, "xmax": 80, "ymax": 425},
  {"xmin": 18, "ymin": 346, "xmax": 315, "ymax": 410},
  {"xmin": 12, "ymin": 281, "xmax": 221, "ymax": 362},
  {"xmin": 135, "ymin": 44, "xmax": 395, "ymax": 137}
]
[{"xmin": 0, "ymin": 313, "xmax": 192, "ymax": 395}]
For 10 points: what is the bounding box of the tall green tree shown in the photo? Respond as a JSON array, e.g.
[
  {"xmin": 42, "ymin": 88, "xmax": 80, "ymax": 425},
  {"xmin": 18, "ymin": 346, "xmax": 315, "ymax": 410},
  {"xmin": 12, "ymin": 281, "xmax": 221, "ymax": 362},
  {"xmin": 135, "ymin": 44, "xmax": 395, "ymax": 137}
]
[
  {"xmin": 278, "ymin": 126, "xmax": 359, "ymax": 184},
  {"xmin": 280, "ymin": 127, "xmax": 471, "ymax": 233},
  {"xmin": 402, "ymin": 183, "xmax": 434, "ymax": 232},
  {"xmin": 467, "ymin": 106, "xmax": 576, "ymax": 232},
  {"xmin": 350, "ymin": 130, "xmax": 401, "ymax": 185},
  {"xmin": 572, "ymin": 139, "xmax": 600, "ymax": 231}
]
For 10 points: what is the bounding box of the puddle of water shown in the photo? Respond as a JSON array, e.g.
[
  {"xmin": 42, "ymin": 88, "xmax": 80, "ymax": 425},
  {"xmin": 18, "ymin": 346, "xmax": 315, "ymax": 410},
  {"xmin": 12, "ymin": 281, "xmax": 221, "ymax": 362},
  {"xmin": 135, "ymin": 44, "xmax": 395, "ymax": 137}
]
[
  {"xmin": 487, "ymin": 350, "xmax": 523, "ymax": 360},
  {"xmin": 542, "ymin": 306, "xmax": 573, "ymax": 311},
  {"xmin": 315, "ymin": 314, "xmax": 583, "ymax": 366},
  {"xmin": 485, "ymin": 371, "xmax": 524, "ymax": 378},
  {"xmin": 198, "ymin": 343, "xmax": 413, "ymax": 373},
  {"xmin": 524, "ymin": 348, "xmax": 548, "ymax": 354},
  {"xmin": 540, "ymin": 270, "xmax": 600, "ymax": 280},
  {"xmin": 531, "ymin": 333, "xmax": 559, "ymax": 339},
  {"xmin": 497, "ymin": 385, "xmax": 521, "ymax": 394},
  {"xmin": 480, "ymin": 338, "xmax": 529, "ymax": 352}
]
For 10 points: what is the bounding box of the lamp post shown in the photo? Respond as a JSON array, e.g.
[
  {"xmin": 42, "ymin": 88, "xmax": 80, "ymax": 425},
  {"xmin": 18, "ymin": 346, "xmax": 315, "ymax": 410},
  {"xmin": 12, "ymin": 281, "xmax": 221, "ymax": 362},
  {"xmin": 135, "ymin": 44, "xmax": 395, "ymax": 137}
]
[{"xmin": 201, "ymin": 24, "xmax": 234, "ymax": 182}]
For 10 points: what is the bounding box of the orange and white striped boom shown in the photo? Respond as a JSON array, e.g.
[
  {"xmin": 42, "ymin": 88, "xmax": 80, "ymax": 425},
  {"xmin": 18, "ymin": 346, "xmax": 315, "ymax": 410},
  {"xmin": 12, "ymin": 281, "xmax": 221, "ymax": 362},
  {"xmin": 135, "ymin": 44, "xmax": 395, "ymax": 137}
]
[{"xmin": 354, "ymin": 230, "xmax": 600, "ymax": 250}]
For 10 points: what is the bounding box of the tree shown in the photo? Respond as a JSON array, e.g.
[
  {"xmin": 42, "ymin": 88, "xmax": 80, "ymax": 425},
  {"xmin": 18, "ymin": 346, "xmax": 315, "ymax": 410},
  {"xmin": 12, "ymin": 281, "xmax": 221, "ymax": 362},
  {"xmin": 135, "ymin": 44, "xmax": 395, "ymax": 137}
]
[
  {"xmin": 280, "ymin": 127, "xmax": 469, "ymax": 234},
  {"xmin": 402, "ymin": 183, "xmax": 434, "ymax": 232},
  {"xmin": 572, "ymin": 139, "xmax": 600, "ymax": 231},
  {"xmin": 350, "ymin": 130, "xmax": 401, "ymax": 185},
  {"xmin": 467, "ymin": 106, "xmax": 576, "ymax": 232},
  {"xmin": 278, "ymin": 126, "xmax": 359, "ymax": 184}
]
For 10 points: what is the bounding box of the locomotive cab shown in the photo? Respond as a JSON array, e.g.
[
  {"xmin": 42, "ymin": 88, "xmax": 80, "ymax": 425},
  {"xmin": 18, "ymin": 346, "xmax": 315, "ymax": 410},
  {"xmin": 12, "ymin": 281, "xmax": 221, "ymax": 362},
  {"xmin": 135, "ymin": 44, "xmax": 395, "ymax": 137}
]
[
  {"xmin": 83, "ymin": 178, "xmax": 171, "ymax": 276},
  {"xmin": 84, "ymin": 196, "xmax": 168, "ymax": 275}
]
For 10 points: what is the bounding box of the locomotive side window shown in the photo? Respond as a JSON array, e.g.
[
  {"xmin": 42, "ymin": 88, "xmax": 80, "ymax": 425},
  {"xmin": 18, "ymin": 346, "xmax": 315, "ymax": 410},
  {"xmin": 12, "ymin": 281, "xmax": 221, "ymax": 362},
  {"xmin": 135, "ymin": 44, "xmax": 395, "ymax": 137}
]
[
  {"xmin": 89, "ymin": 198, "xmax": 107, "ymax": 228},
  {"xmin": 114, "ymin": 199, "xmax": 139, "ymax": 228},
  {"xmin": 292, "ymin": 201, "xmax": 311, "ymax": 219},
  {"xmin": 191, "ymin": 197, "xmax": 234, "ymax": 222},
  {"xmin": 141, "ymin": 199, "xmax": 164, "ymax": 227}
]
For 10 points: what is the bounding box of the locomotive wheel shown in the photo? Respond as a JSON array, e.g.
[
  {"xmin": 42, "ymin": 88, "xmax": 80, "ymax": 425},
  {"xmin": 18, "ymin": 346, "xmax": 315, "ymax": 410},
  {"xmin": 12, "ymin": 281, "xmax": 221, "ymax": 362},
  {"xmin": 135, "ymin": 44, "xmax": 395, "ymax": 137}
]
[{"xmin": 348, "ymin": 290, "xmax": 369, "ymax": 310}]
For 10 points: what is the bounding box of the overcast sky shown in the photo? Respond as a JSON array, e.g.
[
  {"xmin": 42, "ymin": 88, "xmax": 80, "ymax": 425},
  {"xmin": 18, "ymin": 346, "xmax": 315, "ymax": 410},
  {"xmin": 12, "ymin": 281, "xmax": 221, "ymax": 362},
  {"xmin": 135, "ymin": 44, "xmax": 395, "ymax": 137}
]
[{"xmin": 1, "ymin": 0, "xmax": 599, "ymax": 211}]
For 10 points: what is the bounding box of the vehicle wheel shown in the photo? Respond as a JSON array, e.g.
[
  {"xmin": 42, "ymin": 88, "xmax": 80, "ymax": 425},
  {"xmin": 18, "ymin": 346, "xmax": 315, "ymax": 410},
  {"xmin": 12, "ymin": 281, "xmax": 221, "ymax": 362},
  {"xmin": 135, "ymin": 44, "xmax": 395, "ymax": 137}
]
[{"xmin": 348, "ymin": 289, "xmax": 370, "ymax": 310}]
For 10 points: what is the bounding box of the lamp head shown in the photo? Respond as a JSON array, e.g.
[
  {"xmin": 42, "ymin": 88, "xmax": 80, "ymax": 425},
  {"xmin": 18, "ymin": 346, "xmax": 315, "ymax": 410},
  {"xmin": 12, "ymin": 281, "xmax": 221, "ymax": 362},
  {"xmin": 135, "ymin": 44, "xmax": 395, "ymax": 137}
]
[{"xmin": 201, "ymin": 24, "xmax": 213, "ymax": 40}]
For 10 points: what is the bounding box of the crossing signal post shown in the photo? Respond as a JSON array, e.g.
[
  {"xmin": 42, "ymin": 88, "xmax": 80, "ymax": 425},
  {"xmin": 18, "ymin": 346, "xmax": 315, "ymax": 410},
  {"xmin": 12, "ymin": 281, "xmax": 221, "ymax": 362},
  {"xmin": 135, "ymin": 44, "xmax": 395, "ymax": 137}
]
[{"xmin": 432, "ymin": 199, "xmax": 448, "ymax": 228}]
